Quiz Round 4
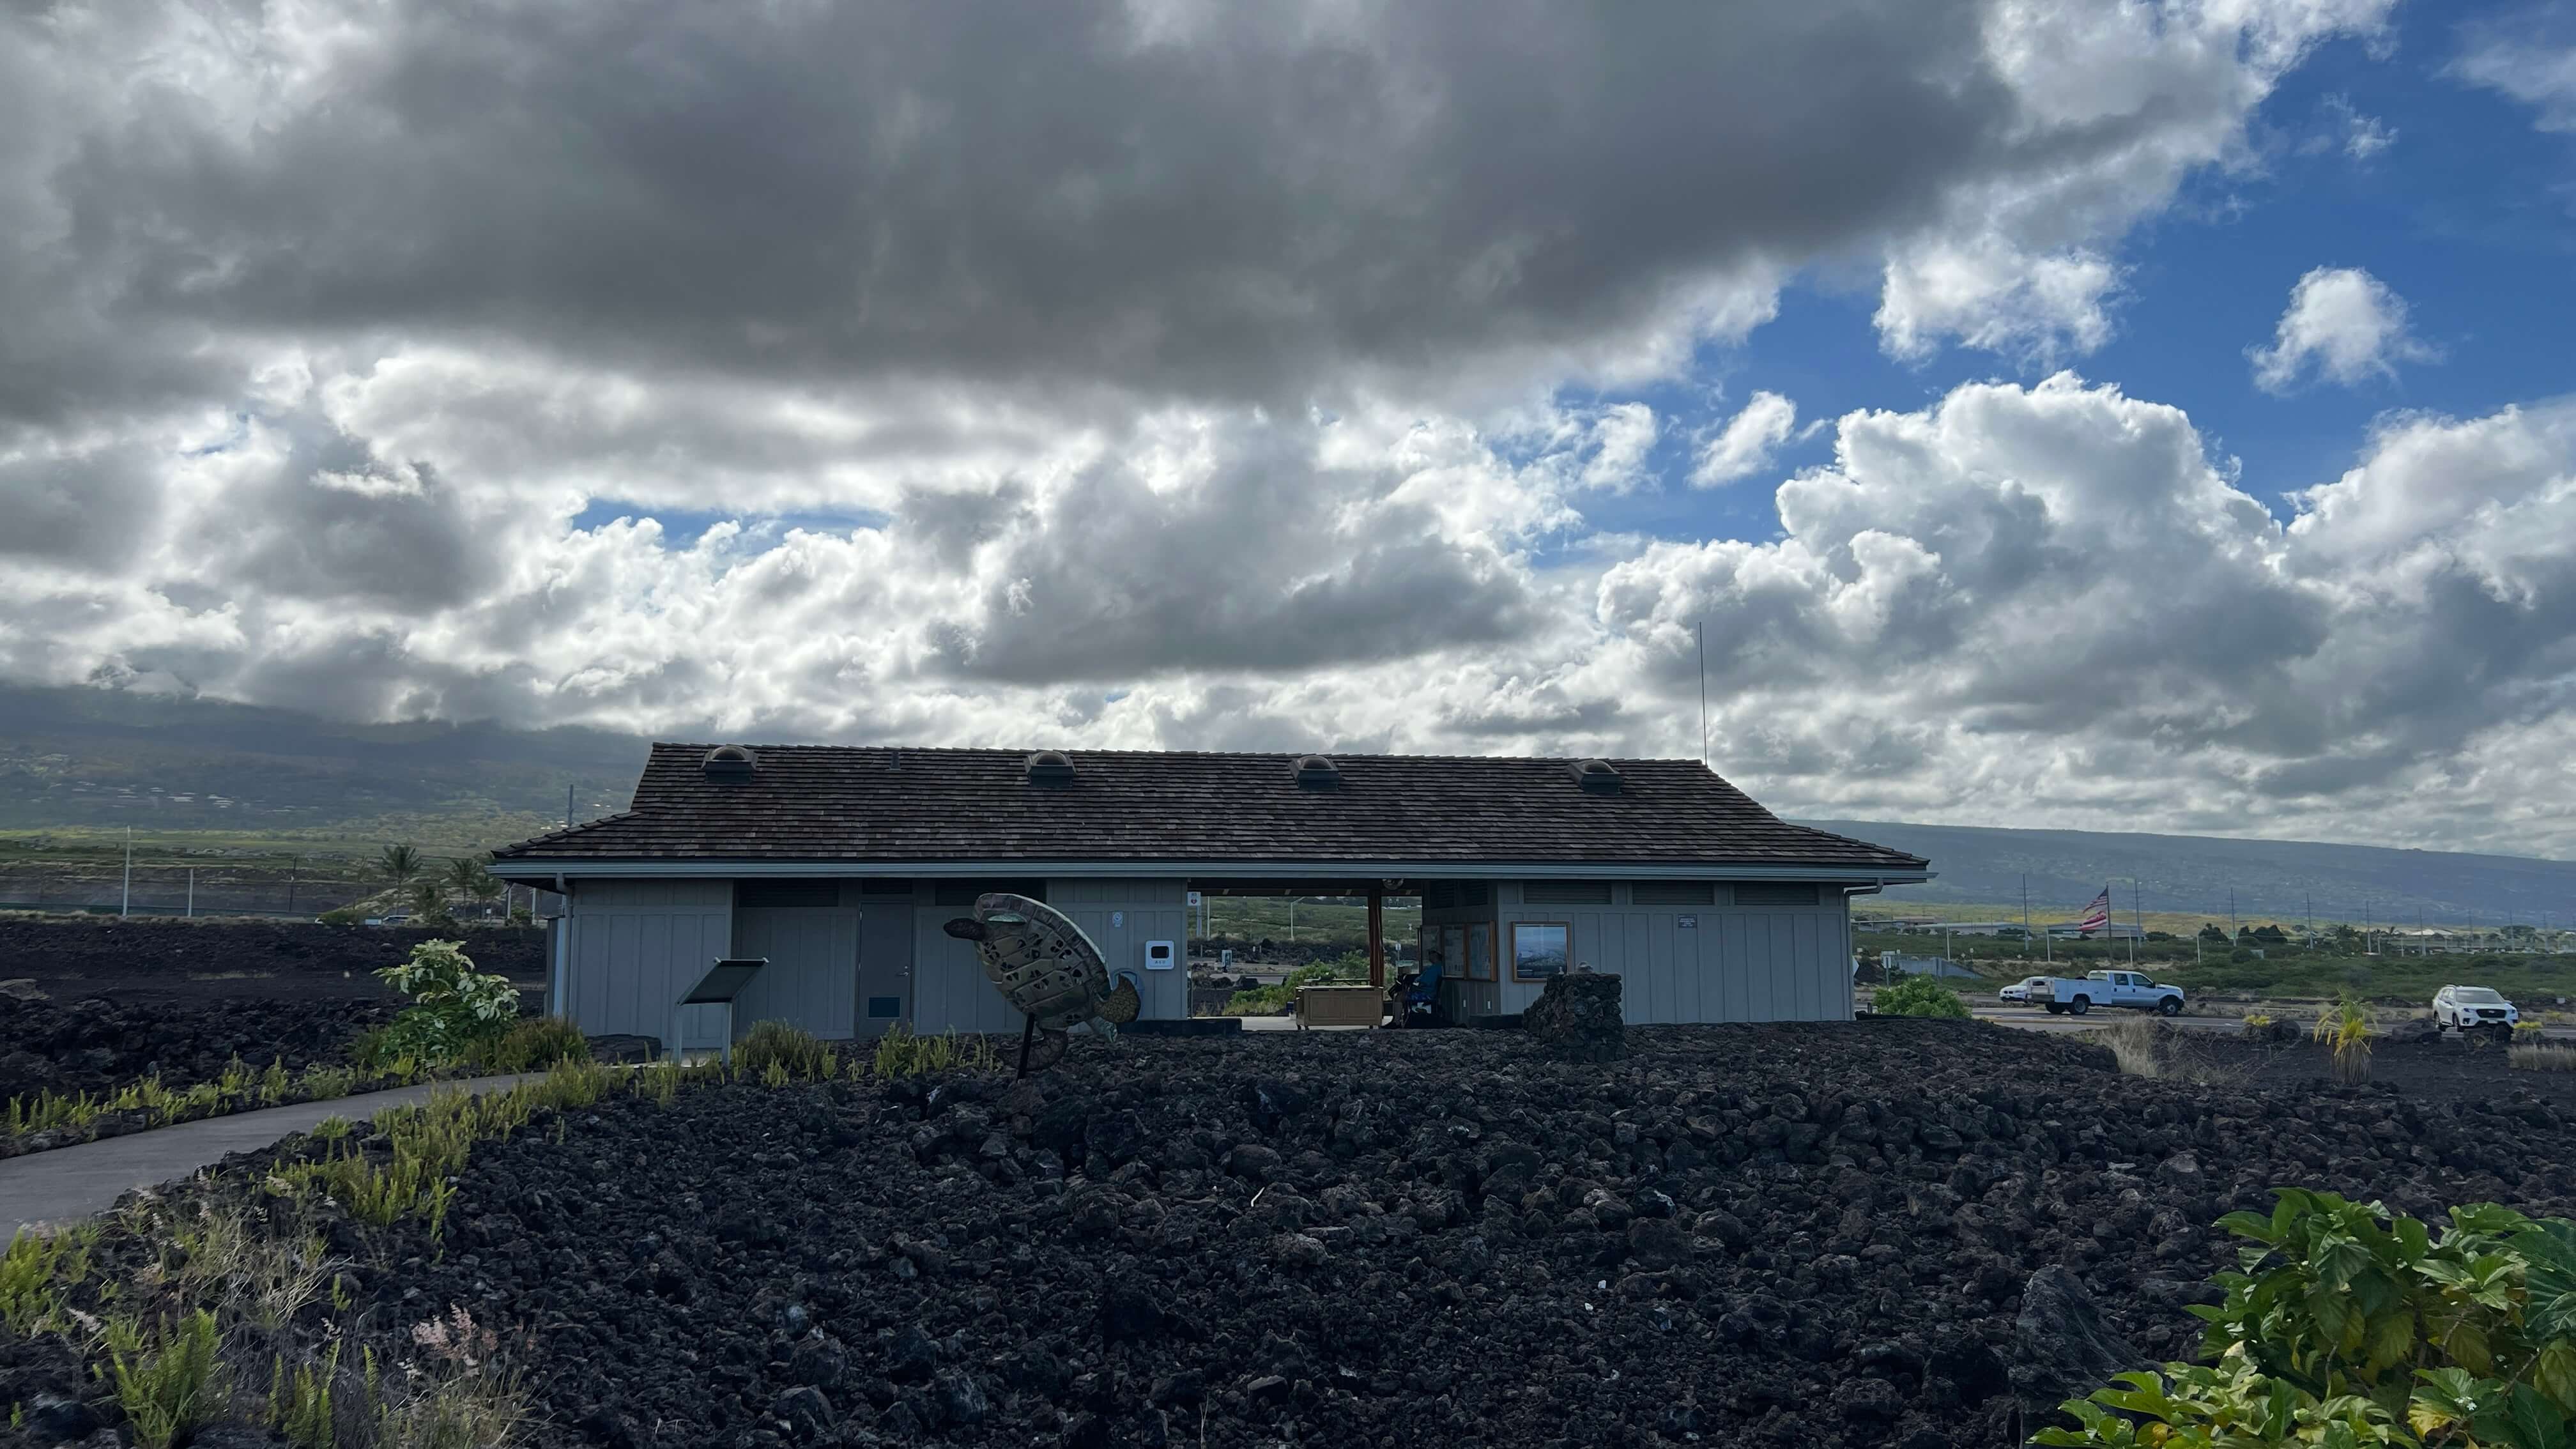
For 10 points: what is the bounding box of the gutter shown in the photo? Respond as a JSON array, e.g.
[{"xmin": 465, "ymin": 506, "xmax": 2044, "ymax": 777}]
[{"xmin": 488, "ymin": 857, "xmax": 1933, "ymax": 885}]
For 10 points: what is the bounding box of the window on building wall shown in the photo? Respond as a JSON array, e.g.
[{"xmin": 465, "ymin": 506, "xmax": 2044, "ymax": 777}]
[
  {"xmin": 1463, "ymin": 923, "xmax": 1495, "ymax": 981},
  {"xmin": 1522, "ymin": 880, "xmax": 1612, "ymax": 905},
  {"xmin": 1512, "ymin": 922, "xmax": 1570, "ymax": 981}
]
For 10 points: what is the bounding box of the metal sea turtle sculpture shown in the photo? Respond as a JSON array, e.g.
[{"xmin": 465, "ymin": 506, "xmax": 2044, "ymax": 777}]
[{"xmin": 941, "ymin": 892, "xmax": 1140, "ymax": 1076}]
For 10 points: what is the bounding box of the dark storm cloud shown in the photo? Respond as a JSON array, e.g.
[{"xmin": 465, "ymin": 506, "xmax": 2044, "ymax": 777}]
[{"xmin": 23, "ymin": 0, "xmax": 2034, "ymax": 409}]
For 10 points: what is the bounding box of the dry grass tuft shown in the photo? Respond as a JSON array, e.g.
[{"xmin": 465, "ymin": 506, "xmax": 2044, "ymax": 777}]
[
  {"xmin": 2510, "ymin": 1041, "xmax": 2576, "ymax": 1073},
  {"xmin": 2104, "ymin": 1017, "xmax": 2165, "ymax": 1078}
]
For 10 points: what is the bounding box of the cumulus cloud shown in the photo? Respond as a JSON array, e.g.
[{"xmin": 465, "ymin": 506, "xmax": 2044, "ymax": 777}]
[
  {"xmin": 20, "ymin": 0, "xmax": 2562, "ymax": 855},
  {"xmin": 1694, "ymin": 393, "xmax": 1801, "ymax": 487},
  {"xmin": 2453, "ymin": 12, "xmax": 2576, "ymax": 132},
  {"xmin": 1586, "ymin": 378, "xmax": 2576, "ymax": 852},
  {"xmin": 2250, "ymin": 267, "xmax": 2439, "ymax": 393}
]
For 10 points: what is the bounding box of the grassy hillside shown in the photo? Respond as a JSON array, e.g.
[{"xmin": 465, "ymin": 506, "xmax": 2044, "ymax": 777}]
[
  {"xmin": 1806, "ymin": 818, "xmax": 2576, "ymax": 933},
  {"xmin": 0, "ymin": 681, "xmax": 643, "ymax": 845}
]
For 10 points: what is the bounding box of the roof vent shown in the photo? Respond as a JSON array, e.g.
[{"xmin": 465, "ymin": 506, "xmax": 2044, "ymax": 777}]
[
  {"xmin": 1293, "ymin": 754, "xmax": 1340, "ymax": 789},
  {"xmin": 1024, "ymin": 750, "xmax": 1076, "ymax": 786},
  {"xmin": 1569, "ymin": 758, "xmax": 1623, "ymax": 795},
  {"xmin": 702, "ymin": 744, "xmax": 758, "ymax": 781}
]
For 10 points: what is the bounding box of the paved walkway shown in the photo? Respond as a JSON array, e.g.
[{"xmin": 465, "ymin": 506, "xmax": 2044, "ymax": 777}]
[{"xmin": 1, "ymin": 1075, "xmax": 528, "ymax": 1239}]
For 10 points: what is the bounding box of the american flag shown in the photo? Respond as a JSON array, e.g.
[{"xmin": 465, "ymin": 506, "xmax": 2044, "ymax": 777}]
[{"xmin": 2074, "ymin": 889, "xmax": 2112, "ymax": 932}]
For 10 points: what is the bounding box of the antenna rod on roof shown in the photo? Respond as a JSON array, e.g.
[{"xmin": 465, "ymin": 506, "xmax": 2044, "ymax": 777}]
[{"xmin": 1696, "ymin": 620, "xmax": 1708, "ymax": 768}]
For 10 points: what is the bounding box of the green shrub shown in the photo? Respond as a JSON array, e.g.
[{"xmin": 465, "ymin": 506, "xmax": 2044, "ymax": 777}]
[
  {"xmin": 2313, "ymin": 992, "xmax": 2374, "ymax": 1085},
  {"xmin": 1873, "ymin": 974, "xmax": 1971, "ymax": 1018},
  {"xmin": 871, "ymin": 1023, "xmax": 995, "ymax": 1078},
  {"xmin": 1225, "ymin": 959, "xmax": 1365, "ymax": 1015},
  {"xmin": 737, "ymin": 1020, "xmax": 836, "ymax": 1080},
  {"xmin": 2038, "ymin": 1189, "xmax": 2576, "ymax": 1448},
  {"xmin": 105, "ymin": 1309, "xmax": 228, "ymax": 1449},
  {"xmin": 1, "ymin": 1227, "xmax": 93, "ymax": 1335},
  {"xmin": 470, "ymin": 1016, "xmax": 590, "ymax": 1074},
  {"xmin": 372, "ymin": 940, "xmax": 519, "ymax": 1064}
]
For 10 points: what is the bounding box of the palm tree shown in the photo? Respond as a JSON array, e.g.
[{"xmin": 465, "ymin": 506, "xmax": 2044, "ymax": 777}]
[
  {"xmin": 378, "ymin": 843, "xmax": 425, "ymax": 889},
  {"xmin": 445, "ymin": 855, "xmax": 500, "ymax": 904},
  {"xmin": 408, "ymin": 878, "xmax": 452, "ymax": 924}
]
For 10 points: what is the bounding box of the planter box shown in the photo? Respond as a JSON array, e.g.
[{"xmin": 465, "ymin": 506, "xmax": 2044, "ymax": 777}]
[{"xmin": 1294, "ymin": 984, "xmax": 1384, "ymax": 1030}]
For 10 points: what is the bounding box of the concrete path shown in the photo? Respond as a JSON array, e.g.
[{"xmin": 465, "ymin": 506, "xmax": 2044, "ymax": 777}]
[{"xmin": 1, "ymin": 1074, "xmax": 528, "ymax": 1239}]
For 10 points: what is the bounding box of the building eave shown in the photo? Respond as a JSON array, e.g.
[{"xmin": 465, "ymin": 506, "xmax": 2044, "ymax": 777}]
[{"xmin": 487, "ymin": 855, "xmax": 1931, "ymax": 885}]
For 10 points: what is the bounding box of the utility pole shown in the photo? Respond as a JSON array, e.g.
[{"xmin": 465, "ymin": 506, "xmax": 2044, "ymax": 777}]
[
  {"xmin": 2129, "ymin": 880, "xmax": 2142, "ymax": 964},
  {"xmin": 121, "ymin": 827, "xmax": 132, "ymax": 918},
  {"xmin": 286, "ymin": 856, "xmax": 299, "ymax": 917},
  {"xmin": 2021, "ymin": 875, "xmax": 2030, "ymax": 951},
  {"xmin": 2228, "ymin": 887, "xmax": 2235, "ymax": 937},
  {"xmin": 566, "ymin": 783, "xmax": 576, "ymax": 829},
  {"xmin": 187, "ymin": 867, "xmax": 195, "ymax": 919},
  {"xmin": 1696, "ymin": 621, "xmax": 1708, "ymax": 769}
]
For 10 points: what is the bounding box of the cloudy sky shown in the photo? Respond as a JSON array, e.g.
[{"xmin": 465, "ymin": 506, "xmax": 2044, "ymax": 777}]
[{"xmin": 4, "ymin": 0, "xmax": 2575, "ymax": 855}]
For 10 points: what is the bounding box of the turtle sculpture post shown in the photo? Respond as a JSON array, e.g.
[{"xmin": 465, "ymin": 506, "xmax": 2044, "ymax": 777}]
[{"xmin": 941, "ymin": 892, "xmax": 1141, "ymax": 1078}]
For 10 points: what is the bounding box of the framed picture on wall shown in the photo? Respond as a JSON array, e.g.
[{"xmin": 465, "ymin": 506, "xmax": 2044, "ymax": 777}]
[
  {"xmin": 1511, "ymin": 922, "xmax": 1570, "ymax": 981},
  {"xmin": 1464, "ymin": 923, "xmax": 1498, "ymax": 981},
  {"xmin": 1441, "ymin": 924, "xmax": 1466, "ymax": 981}
]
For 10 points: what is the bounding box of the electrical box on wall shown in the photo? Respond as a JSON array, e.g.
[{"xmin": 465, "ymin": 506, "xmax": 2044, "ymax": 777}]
[{"xmin": 1144, "ymin": 940, "xmax": 1177, "ymax": 970}]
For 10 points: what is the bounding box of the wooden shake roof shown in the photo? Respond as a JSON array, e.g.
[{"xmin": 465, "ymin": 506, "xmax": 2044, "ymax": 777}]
[{"xmin": 494, "ymin": 744, "xmax": 1929, "ymax": 873}]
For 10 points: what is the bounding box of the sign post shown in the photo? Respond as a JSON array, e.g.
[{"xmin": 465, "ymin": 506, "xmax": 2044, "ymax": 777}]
[{"xmin": 670, "ymin": 957, "xmax": 767, "ymax": 1065}]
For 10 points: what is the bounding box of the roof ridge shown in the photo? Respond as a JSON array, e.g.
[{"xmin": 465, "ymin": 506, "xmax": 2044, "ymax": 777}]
[{"xmin": 648, "ymin": 742, "xmax": 1723, "ymax": 766}]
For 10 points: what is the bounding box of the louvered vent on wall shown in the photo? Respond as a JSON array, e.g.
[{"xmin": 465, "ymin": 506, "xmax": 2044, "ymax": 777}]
[
  {"xmin": 737, "ymin": 880, "xmax": 840, "ymax": 908},
  {"xmin": 1423, "ymin": 882, "xmax": 1456, "ymax": 910},
  {"xmin": 933, "ymin": 880, "xmax": 1048, "ymax": 907},
  {"xmin": 1630, "ymin": 881, "xmax": 1717, "ymax": 907},
  {"xmin": 858, "ymin": 878, "xmax": 916, "ymax": 897},
  {"xmin": 1734, "ymin": 883, "xmax": 1820, "ymax": 909},
  {"xmin": 1522, "ymin": 880, "xmax": 1613, "ymax": 905}
]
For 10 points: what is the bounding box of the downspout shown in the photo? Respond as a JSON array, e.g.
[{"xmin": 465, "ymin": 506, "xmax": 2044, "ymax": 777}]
[
  {"xmin": 549, "ymin": 873, "xmax": 571, "ymax": 1020},
  {"xmin": 1842, "ymin": 880, "xmax": 1886, "ymax": 1018}
]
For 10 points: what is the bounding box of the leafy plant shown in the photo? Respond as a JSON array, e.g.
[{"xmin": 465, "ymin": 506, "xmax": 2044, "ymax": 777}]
[
  {"xmin": 104, "ymin": 1309, "xmax": 228, "ymax": 1449},
  {"xmin": 469, "ymin": 1016, "xmax": 590, "ymax": 1074},
  {"xmin": 2313, "ymin": 993, "xmax": 2375, "ymax": 1085},
  {"xmin": 1, "ymin": 1227, "xmax": 94, "ymax": 1335},
  {"xmin": 872, "ymin": 1023, "xmax": 997, "ymax": 1077},
  {"xmin": 737, "ymin": 1020, "xmax": 836, "ymax": 1080},
  {"xmin": 2037, "ymin": 1190, "xmax": 2576, "ymax": 1448},
  {"xmin": 1873, "ymin": 974, "xmax": 1972, "ymax": 1019},
  {"xmin": 374, "ymin": 939, "xmax": 519, "ymax": 1062},
  {"xmin": 268, "ymin": 1338, "xmax": 341, "ymax": 1448}
]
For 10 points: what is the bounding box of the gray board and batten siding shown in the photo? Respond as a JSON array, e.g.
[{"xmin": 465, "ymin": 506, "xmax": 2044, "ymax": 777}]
[
  {"xmin": 551, "ymin": 876, "xmax": 1197, "ymax": 1048},
  {"xmin": 1422, "ymin": 878, "xmax": 1854, "ymax": 1023},
  {"xmin": 555, "ymin": 874, "xmax": 1853, "ymax": 1046}
]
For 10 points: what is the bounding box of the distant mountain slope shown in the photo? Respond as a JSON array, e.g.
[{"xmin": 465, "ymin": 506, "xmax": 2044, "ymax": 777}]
[
  {"xmin": 0, "ymin": 683, "xmax": 645, "ymax": 841},
  {"xmin": 1795, "ymin": 819, "xmax": 2576, "ymax": 930}
]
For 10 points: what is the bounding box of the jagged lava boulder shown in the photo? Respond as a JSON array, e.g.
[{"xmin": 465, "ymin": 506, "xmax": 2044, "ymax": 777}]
[{"xmin": 1522, "ymin": 972, "xmax": 1625, "ymax": 1061}]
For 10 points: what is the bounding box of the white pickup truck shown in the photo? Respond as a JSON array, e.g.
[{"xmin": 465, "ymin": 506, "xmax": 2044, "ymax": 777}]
[{"xmin": 2032, "ymin": 969, "xmax": 2187, "ymax": 1018}]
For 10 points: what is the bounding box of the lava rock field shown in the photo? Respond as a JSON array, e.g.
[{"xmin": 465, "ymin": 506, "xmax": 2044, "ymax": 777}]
[
  {"xmin": 335, "ymin": 1020, "xmax": 2576, "ymax": 1448},
  {"xmin": 0, "ymin": 916, "xmax": 544, "ymax": 1002},
  {"xmin": 0, "ymin": 995, "xmax": 399, "ymax": 1105}
]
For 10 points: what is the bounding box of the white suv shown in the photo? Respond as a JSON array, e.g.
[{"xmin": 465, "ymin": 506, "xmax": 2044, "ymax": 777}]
[
  {"xmin": 2434, "ymin": 985, "xmax": 2518, "ymax": 1034},
  {"xmin": 1998, "ymin": 976, "xmax": 2047, "ymax": 1004}
]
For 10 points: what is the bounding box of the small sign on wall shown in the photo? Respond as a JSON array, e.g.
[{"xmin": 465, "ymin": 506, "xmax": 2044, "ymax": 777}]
[
  {"xmin": 1676, "ymin": 914, "xmax": 1698, "ymax": 929},
  {"xmin": 1110, "ymin": 910, "xmax": 1124, "ymax": 928}
]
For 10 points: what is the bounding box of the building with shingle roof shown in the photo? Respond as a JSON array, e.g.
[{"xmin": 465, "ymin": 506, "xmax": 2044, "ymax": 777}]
[{"xmin": 489, "ymin": 744, "xmax": 1931, "ymax": 1048}]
